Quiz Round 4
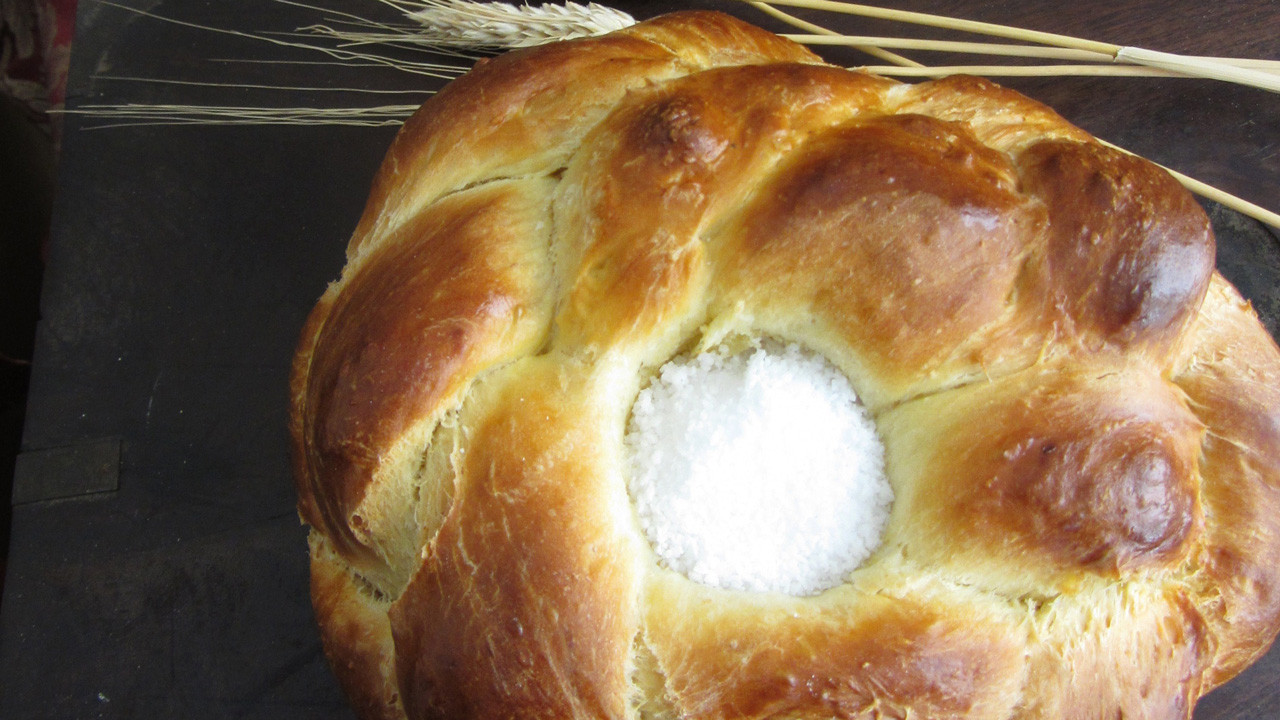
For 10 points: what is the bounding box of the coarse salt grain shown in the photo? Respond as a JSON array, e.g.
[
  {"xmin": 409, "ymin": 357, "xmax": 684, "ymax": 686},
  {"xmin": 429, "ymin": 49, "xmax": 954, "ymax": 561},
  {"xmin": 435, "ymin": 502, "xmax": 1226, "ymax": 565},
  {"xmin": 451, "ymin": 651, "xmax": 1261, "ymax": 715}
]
[{"xmin": 625, "ymin": 343, "xmax": 892, "ymax": 596}]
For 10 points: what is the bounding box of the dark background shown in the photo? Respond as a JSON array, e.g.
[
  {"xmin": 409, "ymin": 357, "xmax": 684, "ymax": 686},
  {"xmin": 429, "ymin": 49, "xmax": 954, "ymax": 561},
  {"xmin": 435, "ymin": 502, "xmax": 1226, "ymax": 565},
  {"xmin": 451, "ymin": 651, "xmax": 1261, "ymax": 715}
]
[{"xmin": 0, "ymin": 0, "xmax": 1277, "ymax": 717}]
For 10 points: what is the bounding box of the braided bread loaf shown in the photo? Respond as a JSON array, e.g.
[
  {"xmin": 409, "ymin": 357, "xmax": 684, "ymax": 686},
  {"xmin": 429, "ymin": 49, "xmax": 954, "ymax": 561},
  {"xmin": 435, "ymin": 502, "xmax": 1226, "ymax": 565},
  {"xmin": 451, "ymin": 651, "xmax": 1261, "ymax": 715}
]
[{"xmin": 289, "ymin": 11, "xmax": 1280, "ymax": 719}]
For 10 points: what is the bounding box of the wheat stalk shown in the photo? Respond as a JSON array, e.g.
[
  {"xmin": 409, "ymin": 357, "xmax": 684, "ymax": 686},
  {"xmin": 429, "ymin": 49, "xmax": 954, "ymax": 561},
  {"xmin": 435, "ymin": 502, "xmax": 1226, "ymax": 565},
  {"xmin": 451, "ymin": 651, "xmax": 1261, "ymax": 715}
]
[
  {"xmin": 752, "ymin": 0, "xmax": 1280, "ymax": 92},
  {"xmin": 790, "ymin": 33, "xmax": 1280, "ymax": 71},
  {"xmin": 58, "ymin": 103, "xmax": 420, "ymax": 128},
  {"xmin": 746, "ymin": 1, "xmax": 922, "ymax": 67},
  {"xmin": 863, "ymin": 64, "xmax": 1189, "ymax": 79},
  {"xmin": 95, "ymin": 0, "xmax": 473, "ymax": 77},
  {"xmin": 70, "ymin": 1, "xmax": 631, "ymax": 124},
  {"xmin": 788, "ymin": 34, "xmax": 1114, "ymax": 61},
  {"xmin": 92, "ymin": 75, "xmax": 435, "ymax": 95},
  {"xmin": 749, "ymin": 0, "xmax": 1122, "ymax": 53}
]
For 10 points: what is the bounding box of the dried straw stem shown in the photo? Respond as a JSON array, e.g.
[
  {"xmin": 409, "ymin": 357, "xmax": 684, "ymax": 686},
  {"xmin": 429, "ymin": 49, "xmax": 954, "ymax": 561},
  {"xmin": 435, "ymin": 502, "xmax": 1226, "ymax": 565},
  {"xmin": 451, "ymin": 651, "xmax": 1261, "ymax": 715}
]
[
  {"xmin": 746, "ymin": 1, "xmax": 922, "ymax": 67},
  {"xmin": 1116, "ymin": 47, "xmax": 1280, "ymax": 91},
  {"xmin": 751, "ymin": 0, "xmax": 1118, "ymax": 54},
  {"xmin": 787, "ymin": 35, "xmax": 1114, "ymax": 62},
  {"xmin": 863, "ymin": 64, "xmax": 1185, "ymax": 79},
  {"xmin": 796, "ymin": 34, "xmax": 1280, "ymax": 70},
  {"xmin": 58, "ymin": 103, "xmax": 420, "ymax": 128},
  {"xmin": 93, "ymin": 74, "xmax": 435, "ymax": 95},
  {"xmin": 754, "ymin": 0, "xmax": 1280, "ymax": 92},
  {"xmin": 96, "ymin": 0, "xmax": 471, "ymax": 78}
]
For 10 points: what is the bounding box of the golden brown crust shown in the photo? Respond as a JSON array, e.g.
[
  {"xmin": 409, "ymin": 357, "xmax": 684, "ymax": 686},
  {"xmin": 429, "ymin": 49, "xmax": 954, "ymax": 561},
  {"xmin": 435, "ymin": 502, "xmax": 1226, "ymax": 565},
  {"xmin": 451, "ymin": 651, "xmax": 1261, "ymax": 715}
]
[
  {"xmin": 387, "ymin": 359, "xmax": 641, "ymax": 720},
  {"xmin": 289, "ymin": 10, "xmax": 1280, "ymax": 720},
  {"xmin": 309, "ymin": 535, "xmax": 405, "ymax": 720},
  {"xmin": 713, "ymin": 111, "xmax": 1042, "ymax": 404},
  {"xmin": 1019, "ymin": 140, "xmax": 1216, "ymax": 357},
  {"xmin": 881, "ymin": 364, "xmax": 1204, "ymax": 593},
  {"xmin": 894, "ymin": 74, "xmax": 1092, "ymax": 153},
  {"xmin": 554, "ymin": 63, "xmax": 895, "ymax": 353},
  {"xmin": 1173, "ymin": 277, "xmax": 1280, "ymax": 686},
  {"xmin": 1016, "ymin": 585, "xmax": 1213, "ymax": 720},
  {"xmin": 293, "ymin": 179, "xmax": 554, "ymax": 569},
  {"xmin": 641, "ymin": 571, "xmax": 1028, "ymax": 720}
]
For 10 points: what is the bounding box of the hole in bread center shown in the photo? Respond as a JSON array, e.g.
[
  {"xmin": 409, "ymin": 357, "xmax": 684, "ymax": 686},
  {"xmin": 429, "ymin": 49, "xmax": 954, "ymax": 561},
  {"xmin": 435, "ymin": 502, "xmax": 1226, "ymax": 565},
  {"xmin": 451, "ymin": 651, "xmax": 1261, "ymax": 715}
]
[{"xmin": 625, "ymin": 343, "xmax": 892, "ymax": 596}]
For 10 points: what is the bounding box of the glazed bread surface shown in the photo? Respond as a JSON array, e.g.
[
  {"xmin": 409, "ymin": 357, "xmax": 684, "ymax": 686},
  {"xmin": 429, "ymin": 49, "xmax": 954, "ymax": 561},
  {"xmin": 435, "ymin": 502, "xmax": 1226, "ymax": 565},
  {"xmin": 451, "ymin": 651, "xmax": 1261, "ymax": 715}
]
[{"xmin": 289, "ymin": 11, "xmax": 1280, "ymax": 720}]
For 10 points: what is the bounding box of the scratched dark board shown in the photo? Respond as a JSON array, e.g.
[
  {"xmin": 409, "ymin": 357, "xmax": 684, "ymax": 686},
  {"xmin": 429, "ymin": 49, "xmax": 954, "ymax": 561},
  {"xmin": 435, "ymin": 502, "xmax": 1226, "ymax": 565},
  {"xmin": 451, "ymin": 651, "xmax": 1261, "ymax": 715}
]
[{"xmin": 0, "ymin": 0, "xmax": 1275, "ymax": 717}]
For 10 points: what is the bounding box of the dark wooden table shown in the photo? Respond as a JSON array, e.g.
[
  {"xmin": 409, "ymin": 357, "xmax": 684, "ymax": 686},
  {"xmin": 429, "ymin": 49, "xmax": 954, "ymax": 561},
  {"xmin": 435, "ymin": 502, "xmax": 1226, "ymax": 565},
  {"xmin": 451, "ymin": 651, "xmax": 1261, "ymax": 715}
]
[{"xmin": 1, "ymin": 0, "xmax": 1275, "ymax": 717}]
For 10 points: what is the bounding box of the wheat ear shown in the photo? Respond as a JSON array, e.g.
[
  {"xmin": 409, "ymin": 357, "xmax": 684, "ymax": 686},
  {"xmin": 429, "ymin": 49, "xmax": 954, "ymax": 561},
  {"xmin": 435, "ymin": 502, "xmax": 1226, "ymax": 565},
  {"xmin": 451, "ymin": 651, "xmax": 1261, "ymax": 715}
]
[{"xmin": 403, "ymin": 1, "xmax": 634, "ymax": 49}]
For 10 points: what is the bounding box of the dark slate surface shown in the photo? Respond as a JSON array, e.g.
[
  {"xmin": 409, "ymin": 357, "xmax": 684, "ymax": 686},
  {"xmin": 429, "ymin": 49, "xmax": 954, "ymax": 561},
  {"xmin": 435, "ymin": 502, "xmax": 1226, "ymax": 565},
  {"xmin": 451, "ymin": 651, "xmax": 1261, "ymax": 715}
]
[{"xmin": 1, "ymin": 0, "xmax": 1277, "ymax": 717}]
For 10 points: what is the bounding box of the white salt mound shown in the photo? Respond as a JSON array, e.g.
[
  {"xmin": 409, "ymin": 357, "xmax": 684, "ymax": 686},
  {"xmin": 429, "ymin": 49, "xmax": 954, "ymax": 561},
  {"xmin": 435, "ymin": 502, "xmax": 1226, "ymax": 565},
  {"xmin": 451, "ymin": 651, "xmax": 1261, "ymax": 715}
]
[{"xmin": 625, "ymin": 344, "xmax": 892, "ymax": 596}]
